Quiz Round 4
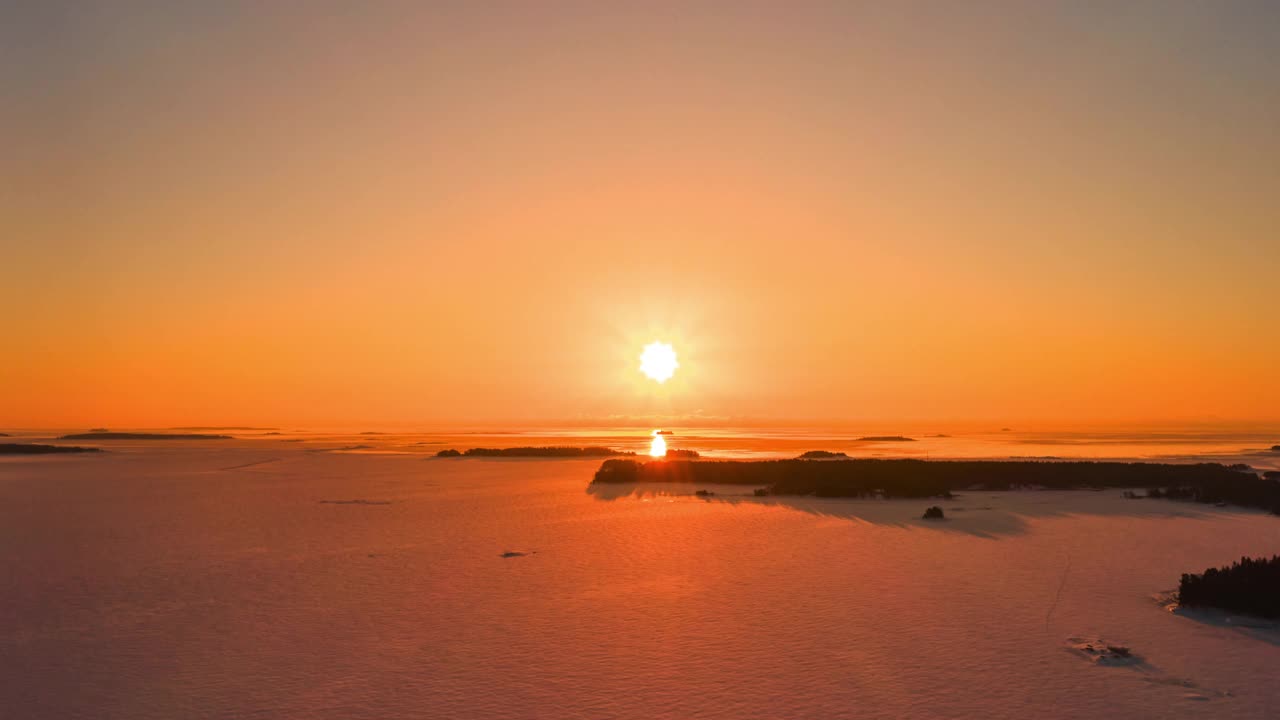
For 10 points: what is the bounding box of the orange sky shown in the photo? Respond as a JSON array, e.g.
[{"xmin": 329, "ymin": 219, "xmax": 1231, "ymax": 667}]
[{"xmin": 3, "ymin": 2, "xmax": 1278, "ymax": 428}]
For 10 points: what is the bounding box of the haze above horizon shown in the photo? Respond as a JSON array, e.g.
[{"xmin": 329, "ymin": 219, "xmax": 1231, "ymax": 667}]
[{"xmin": 3, "ymin": 1, "xmax": 1278, "ymax": 427}]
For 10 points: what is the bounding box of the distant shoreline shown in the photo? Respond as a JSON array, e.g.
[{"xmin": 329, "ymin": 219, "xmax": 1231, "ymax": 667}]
[
  {"xmin": 170, "ymin": 426, "xmax": 277, "ymax": 431},
  {"xmin": 438, "ymin": 446, "xmax": 637, "ymax": 458},
  {"xmin": 59, "ymin": 432, "xmax": 233, "ymax": 440}
]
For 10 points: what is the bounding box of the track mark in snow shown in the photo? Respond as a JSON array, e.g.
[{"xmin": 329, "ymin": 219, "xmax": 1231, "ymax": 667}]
[
  {"xmin": 1045, "ymin": 554, "xmax": 1071, "ymax": 627},
  {"xmin": 220, "ymin": 458, "xmax": 282, "ymax": 471}
]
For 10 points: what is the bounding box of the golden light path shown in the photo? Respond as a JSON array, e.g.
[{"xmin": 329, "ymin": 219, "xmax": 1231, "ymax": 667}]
[
  {"xmin": 649, "ymin": 431, "xmax": 667, "ymax": 458},
  {"xmin": 639, "ymin": 341, "xmax": 678, "ymax": 383}
]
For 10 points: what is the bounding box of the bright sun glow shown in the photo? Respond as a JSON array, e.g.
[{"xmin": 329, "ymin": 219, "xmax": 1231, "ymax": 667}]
[
  {"xmin": 649, "ymin": 431, "xmax": 668, "ymax": 457},
  {"xmin": 639, "ymin": 342, "xmax": 679, "ymax": 383}
]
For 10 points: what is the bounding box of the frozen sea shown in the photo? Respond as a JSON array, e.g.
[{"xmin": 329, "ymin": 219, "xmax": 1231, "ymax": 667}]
[{"xmin": 3, "ymin": 427, "xmax": 1280, "ymax": 719}]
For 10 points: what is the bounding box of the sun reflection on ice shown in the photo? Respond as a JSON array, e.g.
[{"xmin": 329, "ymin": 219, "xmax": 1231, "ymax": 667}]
[{"xmin": 649, "ymin": 431, "xmax": 668, "ymax": 458}]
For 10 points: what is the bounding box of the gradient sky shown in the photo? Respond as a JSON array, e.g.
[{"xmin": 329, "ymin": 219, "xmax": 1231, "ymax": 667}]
[{"xmin": 3, "ymin": 1, "xmax": 1278, "ymax": 428}]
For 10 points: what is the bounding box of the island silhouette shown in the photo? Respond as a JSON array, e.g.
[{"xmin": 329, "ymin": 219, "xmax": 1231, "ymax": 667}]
[
  {"xmin": 592, "ymin": 457, "xmax": 1280, "ymax": 512},
  {"xmin": 1, "ymin": 443, "xmax": 101, "ymax": 455}
]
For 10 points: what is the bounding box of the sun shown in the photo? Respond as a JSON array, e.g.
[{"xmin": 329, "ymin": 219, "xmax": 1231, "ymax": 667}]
[{"xmin": 639, "ymin": 341, "xmax": 679, "ymax": 383}]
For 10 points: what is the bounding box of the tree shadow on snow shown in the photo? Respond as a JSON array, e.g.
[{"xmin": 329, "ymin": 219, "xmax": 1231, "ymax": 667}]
[{"xmin": 587, "ymin": 483, "xmax": 1238, "ymax": 539}]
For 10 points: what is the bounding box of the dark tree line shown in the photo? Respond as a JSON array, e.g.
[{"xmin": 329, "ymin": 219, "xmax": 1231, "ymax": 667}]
[
  {"xmin": 592, "ymin": 458, "xmax": 1280, "ymax": 510},
  {"xmin": 1179, "ymin": 555, "xmax": 1280, "ymax": 618},
  {"xmin": 438, "ymin": 446, "xmax": 636, "ymax": 458},
  {"xmin": 438, "ymin": 446, "xmax": 701, "ymax": 459}
]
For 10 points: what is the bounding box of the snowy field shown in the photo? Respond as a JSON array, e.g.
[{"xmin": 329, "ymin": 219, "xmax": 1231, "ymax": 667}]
[{"xmin": 3, "ymin": 436, "xmax": 1280, "ymax": 719}]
